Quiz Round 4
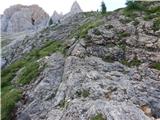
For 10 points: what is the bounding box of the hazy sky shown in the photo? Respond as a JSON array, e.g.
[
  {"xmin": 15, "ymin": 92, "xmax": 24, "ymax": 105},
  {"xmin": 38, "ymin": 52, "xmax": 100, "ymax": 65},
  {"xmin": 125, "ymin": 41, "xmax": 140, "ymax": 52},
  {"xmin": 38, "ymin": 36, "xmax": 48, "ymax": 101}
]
[{"xmin": 0, "ymin": 0, "xmax": 126, "ymax": 16}]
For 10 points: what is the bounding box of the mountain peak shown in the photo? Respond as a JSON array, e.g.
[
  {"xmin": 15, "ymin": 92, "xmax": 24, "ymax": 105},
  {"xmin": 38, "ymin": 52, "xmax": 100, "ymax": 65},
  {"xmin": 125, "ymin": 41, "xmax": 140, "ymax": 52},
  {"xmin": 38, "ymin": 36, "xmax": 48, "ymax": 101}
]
[
  {"xmin": 51, "ymin": 10, "xmax": 63, "ymax": 23},
  {"xmin": 70, "ymin": 1, "xmax": 82, "ymax": 13}
]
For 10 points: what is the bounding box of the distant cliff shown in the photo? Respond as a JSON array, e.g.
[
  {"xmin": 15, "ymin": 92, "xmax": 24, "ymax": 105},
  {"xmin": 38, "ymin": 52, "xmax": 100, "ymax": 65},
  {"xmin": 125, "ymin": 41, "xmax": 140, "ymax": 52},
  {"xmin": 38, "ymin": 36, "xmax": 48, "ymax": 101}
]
[{"xmin": 1, "ymin": 4, "xmax": 49, "ymax": 33}]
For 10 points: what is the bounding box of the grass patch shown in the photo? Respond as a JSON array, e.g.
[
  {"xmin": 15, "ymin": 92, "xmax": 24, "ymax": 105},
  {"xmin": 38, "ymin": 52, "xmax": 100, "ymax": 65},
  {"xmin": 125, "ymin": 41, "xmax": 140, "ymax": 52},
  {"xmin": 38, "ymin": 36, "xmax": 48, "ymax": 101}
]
[
  {"xmin": 121, "ymin": 56, "xmax": 141, "ymax": 67},
  {"xmin": 123, "ymin": 10, "xmax": 136, "ymax": 18},
  {"xmin": 103, "ymin": 55, "xmax": 114, "ymax": 63},
  {"xmin": 76, "ymin": 89, "xmax": 90, "ymax": 98},
  {"xmin": 38, "ymin": 41, "xmax": 64, "ymax": 57},
  {"xmin": 117, "ymin": 31, "xmax": 130, "ymax": 39},
  {"xmin": 2, "ymin": 41, "xmax": 64, "ymax": 87},
  {"xmin": 16, "ymin": 62, "xmax": 41, "ymax": 85},
  {"xmin": 91, "ymin": 113, "xmax": 105, "ymax": 120},
  {"xmin": 1, "ymin": 89, "xmax": 22, "ymax": 120},
  {"xmin": 78, "ymin": 20, "xmax": 103, "ymax": 38},
  {"xmin": 147, "ymin": 6, "xmax": 160, "ymax": 14},
  {"xmin": 1, "ymin": 40, "xmax": 64, "ymax": 120},
  {"xmin": 153, "ymin": 18, "xmax": 160, "ymax": 31},
  {"xmin": 150, "ymin": 62, "xmax": 160, "ymax": 70},
  {"xmin": 59, "ymin": 99, "xmax": 69, "ymax": 108}
]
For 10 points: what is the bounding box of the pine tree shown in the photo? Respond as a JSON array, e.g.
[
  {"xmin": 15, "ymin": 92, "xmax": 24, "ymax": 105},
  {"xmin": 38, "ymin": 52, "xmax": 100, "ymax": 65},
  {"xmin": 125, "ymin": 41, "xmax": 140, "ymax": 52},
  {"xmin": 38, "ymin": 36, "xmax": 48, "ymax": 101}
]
[
  {"xmin": 101, "ymin": 1, "xmax": 107, "ymax": 15},
  {"xmin": 49, "ymin": 18, "xmax": 53, "ymax": 26}
]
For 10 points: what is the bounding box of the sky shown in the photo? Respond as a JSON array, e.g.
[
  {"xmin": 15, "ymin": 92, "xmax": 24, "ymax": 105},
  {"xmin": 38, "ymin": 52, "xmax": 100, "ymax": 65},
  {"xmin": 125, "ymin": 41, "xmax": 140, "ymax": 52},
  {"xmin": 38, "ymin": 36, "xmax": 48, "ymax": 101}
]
[{"xmin": 0, "ymin": 0, "xmax": 126, "ymax": 16}]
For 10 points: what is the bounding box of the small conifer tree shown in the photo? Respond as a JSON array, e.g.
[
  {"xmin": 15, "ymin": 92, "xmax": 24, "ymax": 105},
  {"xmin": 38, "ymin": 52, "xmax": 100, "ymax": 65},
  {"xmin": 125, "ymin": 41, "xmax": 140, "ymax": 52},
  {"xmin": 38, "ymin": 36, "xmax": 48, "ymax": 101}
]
[
  {"xmin": 49, "ymin": 18, "xmax": 53, "ymax": 26},
  {"xmin": 101, "ymin": 1, "xmax": 107, "ymax": 15}
]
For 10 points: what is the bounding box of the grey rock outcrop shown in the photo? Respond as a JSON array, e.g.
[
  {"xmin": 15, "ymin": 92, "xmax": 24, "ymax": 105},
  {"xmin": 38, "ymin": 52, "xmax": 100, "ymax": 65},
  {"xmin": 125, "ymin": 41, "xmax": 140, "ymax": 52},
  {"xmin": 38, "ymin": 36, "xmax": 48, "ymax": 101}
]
[
  {"xmin": 61, "ymin": 1, "xmax": 83, "ymax": 21},
  {"xmin": 51, "ymin": 11, "xmax": 63, "ymax": 24},
  {"xmin": 70, "ymin": 1, "xmax": 83, "ymax": 15},
  {"xmin": 16, "ymin": 53, "xmax": 160, "ymax": 120},
  {"xmin": 1, "ymin": 4, "xmax": 49, "ymax": 32}
]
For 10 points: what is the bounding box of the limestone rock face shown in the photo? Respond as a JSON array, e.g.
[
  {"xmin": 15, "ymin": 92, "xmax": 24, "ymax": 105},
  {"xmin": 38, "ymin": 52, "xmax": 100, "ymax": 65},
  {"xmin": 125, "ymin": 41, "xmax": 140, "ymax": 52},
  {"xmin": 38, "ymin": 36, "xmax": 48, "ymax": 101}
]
[
  {"xmin": 70, "ymin": 1, "xmax": 83, "ymax": 14},
  {"xmin": 1, "ymin": 4, "xmax": 49, "ymax": 32},
  {"xmin": 51, "ymin": 11, "xmax": 63, "ymax": 23},
  {"xmin": 61, "ymin": 1, "xmax": 83, "ymax": 21}
]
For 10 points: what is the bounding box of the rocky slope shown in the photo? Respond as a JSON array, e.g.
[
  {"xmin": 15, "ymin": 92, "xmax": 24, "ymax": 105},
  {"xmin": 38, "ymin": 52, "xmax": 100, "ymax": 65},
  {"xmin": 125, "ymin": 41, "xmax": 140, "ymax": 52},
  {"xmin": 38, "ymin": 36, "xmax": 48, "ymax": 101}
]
[{"xmin": 1, "ymin": 1, "xmax": 160, "ymax": 120}]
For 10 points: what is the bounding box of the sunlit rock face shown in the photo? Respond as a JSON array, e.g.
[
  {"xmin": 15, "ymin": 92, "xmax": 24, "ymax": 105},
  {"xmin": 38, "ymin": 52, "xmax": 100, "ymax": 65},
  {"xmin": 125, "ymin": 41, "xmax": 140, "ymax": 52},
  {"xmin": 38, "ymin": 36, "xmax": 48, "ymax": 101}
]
[{"xmin": 1, "ymin": 4, "xmax": 49, "ymax": 32}]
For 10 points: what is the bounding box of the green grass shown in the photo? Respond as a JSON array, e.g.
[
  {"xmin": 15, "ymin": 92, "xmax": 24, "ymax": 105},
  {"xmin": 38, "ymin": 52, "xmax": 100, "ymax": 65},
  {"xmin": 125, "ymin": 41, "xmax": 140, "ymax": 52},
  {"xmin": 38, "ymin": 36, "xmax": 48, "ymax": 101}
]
[
  {"xmin": 121, "ymin": 56, "xmax": 142, "ymax": 67},
  {"xmin": 1, "ymin": 89, "xmax": 22, "ymax": 120},
  {"xmin": 1, "ymin": 40, "xmax": 65, "ymax": 120},
  {"xmin": 1, "ymin": 40, "xmax": 64, "ymax": 88},
  {"xmin": 16, "ymin": 62, "xmax": 41, "ymax": 85},
  {"xmin": 153, "ymin": 18, "xmax": 160, "ymax": 31},
  {"xmin": 123, "ymin": 10, "xmax": 134, "ymax": 18},
  {"xmin": 38, "ymin": 41, "xmax": 64, "ymax": 57},
  {"xmin": 117, "ymin": 31, "xmax": 130, "ymax": 39},
  {"xmin": 71, "ymin": 15, "xmax": 103, "ymax": 39},
  {"xmin": 150, "ymin": 62, "xmax": 160, "ymax": 70},
  {"xmin": 78, "ymin": 20, "xmax": 103, "ymax": 38},
  {"xmin": 91, "ymin": 113, "xmax": 105, "ymax": 120},
  {"xmin": 146, "ymin": 6, "xmax": 160, "ymax": 14},
  {"xmin": 59, "ymin": 99, "xmax": 69, "ymax": 108}
]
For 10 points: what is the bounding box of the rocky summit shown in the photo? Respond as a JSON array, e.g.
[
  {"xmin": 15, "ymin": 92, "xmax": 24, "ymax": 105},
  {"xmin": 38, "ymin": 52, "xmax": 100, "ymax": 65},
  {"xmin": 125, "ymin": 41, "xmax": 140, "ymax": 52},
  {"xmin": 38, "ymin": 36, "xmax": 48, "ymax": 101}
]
[{"xmin": 1, "ymin": 1, "xmax": 160, "ymax": 120}]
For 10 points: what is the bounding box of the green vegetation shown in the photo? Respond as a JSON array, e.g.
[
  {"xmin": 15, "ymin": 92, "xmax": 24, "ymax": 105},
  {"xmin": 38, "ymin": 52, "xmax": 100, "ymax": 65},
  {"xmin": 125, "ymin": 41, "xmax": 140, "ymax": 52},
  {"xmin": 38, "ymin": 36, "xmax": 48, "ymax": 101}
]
[
  {"xmin": 1, "ymin": 40, "xmax": 65, "ymax": 120},
  {"xmin": 150, "ymin": 62, "xmax": 160, "ymax": 70},
  {"xmin": 82, "ymin": 90, "xmax": 90, "ymax": 98},
  {"xmin": 74, "ymin": 20, "xmax": 103, "ymax": 38},
  {"xmin": 143, "ymin": 6, "xmax": 160, "ymax": 21},
  {"xmin": 1, "ymin": 88, "xmax": 22, "ymax": 120},
  {"xmin": 153, "ymin": 18, "xmax": 160, "ymax": 31},
  {"xmin": 91, "ymin": 113, "xmax": 105, "ymax": 120},
  {"xmin": 37, "ymin": 41, "xmax": 64, "ymax": 57},
  {"xmin": 101, "ymin": 1, "xmax": 107, "ymax": 15},
  {"xmin": 121, "ymin": 56, "xmax": 142, "ymax": 67},
  {"xmin": 123, "ymin": 1, "xmax": 145, "ymax": 19},
  {"xmin": 146, "ymin": 6, "xmax": 160, "ymax": 14},
  {"xmin": 59, "ymin": 99, "xmax": 69, "ymax": 108},
  {"xmin": 103, "ymin": 55, "xmax": 114, "ymax": 63},
  {"xmin": 117, "ymin": 31, "xmax": 130, "ymax": 39},
  {"xmin": 48, "ymin": 18, "xmax": 53, "ymax": 26},
  {"xmin": 76, "ymin": 89, "xmax": 90, "ymax": 98},
  {"xmin": 126, "ymin": 0, "xmax": 144, "ymax": 11},
  {"xmin": 16, "ymin": 62, "xmax": 41, "ymax": 85}
]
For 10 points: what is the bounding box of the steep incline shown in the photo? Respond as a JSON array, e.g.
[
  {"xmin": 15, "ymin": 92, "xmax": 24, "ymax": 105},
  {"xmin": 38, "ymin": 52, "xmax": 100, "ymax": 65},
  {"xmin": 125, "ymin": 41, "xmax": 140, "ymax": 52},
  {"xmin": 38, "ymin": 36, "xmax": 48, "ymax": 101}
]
[{"xmin": 1, "ymin": 2, "xmax": 160, "ymax": 120}]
